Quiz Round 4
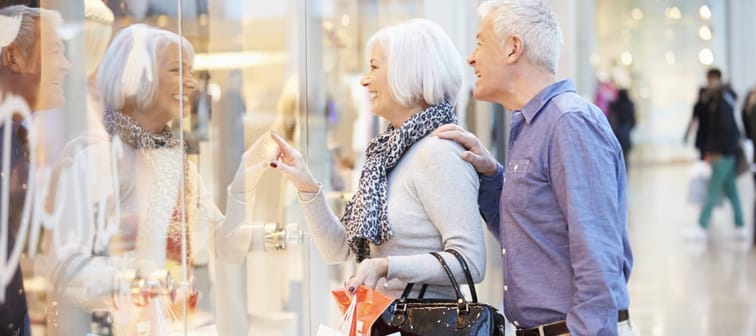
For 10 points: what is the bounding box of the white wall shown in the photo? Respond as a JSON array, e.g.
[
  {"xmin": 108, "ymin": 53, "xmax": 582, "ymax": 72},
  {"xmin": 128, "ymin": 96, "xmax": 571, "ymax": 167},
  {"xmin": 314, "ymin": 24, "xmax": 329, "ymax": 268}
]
[{"xmin": 728, "ymin": 0, "xmax": 756, "ymax": 105}]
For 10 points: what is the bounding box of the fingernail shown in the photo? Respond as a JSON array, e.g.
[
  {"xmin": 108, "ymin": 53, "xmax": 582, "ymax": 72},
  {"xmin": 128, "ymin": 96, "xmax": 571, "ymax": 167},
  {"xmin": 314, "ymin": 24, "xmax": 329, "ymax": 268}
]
[
  {"xmin": 348, "ymin": 286, "xmax": 355, "ymax": 293},
  {"xmin": 270, "ymin": 161, "xmax": 278, "ymax": 168}
]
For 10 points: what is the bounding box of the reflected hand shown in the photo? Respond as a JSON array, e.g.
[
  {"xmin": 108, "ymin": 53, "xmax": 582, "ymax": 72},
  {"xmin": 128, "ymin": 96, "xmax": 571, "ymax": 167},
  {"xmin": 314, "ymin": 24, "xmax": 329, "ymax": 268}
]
[
  {"xmin": 230, "ymin": 132, "xmax": 281, "ymax": 193},
  {"xmin": 433, "ymin": 124, "xmax": 499, "ymax": 176},
  {"xmin": 269, "ymin": 132, "xmax": 320, "ymax": 193},
  {"xmin": 345, "ymin": 258, "xmax": 388, "ymax": 294}
]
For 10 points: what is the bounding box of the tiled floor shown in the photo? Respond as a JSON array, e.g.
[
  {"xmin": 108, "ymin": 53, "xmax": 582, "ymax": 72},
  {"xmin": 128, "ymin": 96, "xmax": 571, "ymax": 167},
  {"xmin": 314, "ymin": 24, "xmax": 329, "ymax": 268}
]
[{"xmin": 627, "ymin": 163, "xmax": 756, "ymax": 336}]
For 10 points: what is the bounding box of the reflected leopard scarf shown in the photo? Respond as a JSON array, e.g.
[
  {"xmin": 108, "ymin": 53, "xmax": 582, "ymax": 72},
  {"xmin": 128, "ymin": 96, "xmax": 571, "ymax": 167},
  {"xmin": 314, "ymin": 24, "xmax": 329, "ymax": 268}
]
[
  {"xmin": 342, "ymin": 101, "xmax": 457, "ymax": 262},
  {"xmin": 103, "ymin": 107, "xmax": 181, "ymax": 149},
  {"xmin": 103, "ymin": 107, "xmax": 194, "ymax": 265}
]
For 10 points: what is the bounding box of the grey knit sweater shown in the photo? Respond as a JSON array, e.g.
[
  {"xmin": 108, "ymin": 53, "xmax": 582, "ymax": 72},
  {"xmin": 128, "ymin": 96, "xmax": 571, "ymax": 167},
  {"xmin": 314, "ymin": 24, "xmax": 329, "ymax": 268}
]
[{"xmin": 299, "ymin": 135, "xmax": 486, "ymax": 299}]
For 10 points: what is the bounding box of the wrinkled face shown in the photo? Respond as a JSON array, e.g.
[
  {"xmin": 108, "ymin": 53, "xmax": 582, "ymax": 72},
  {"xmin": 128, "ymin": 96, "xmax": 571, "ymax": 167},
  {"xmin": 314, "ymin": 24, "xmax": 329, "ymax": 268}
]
[
  {"xmin": 4, "ymin": 18, "xmax": 73, "ymax": 111},
  {"xmin": 37, "ymin": 18, "xmax": 72, "ymax": 110},
  {"xmin": 148, "ymin": 42, "xmax": 196, "ymax": 122},
  {"xmin": 467, "ymin": 14, "xmax": 509, "ymax": 103},
  {"xmin": 360, "ymin": 44, "xmax": 403, "ymax": 121}
]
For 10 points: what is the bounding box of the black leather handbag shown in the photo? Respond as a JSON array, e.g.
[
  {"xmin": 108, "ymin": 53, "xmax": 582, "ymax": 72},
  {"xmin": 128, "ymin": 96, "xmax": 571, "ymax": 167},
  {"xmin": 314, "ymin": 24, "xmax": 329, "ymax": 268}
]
[{"xmin": 371, "ymin": 249, "xmax": 507, "ymax": 336}]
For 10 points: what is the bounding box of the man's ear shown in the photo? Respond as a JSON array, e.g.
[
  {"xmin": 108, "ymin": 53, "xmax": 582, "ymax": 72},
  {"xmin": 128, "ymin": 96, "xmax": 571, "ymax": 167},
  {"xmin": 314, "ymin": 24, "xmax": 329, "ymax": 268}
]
[
  {"xmin": 2, "ymin": 45, "xmax": 24, "ymax": 73},
  {"xmin": 505, "ymin": 35, "xmax": 524, "ymax": 64}
]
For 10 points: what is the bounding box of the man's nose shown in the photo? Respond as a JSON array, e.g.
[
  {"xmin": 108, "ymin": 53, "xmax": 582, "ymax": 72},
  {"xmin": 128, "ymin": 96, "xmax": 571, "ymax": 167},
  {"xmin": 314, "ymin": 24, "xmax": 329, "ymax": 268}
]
[{"xmin": 360, "ymin": 76, "xmax": 369, "ymax": 87}]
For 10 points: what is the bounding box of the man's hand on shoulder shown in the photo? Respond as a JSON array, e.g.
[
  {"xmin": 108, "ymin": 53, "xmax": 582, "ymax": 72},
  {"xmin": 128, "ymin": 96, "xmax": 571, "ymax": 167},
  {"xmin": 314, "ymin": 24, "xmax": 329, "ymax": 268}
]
[{"xmin": 433, "ymin": 124, "xmax": 499, "ymax": 177}]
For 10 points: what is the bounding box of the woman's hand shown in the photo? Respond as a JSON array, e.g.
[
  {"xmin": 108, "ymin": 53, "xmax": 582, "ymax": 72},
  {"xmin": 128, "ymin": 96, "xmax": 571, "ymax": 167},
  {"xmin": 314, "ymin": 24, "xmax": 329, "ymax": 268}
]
[
  {"xmin": 229, "ymin": 132, "xmax": 280, "ymax": 193},
  {"xmin": 345, "ymin": 258, "xmax": 388, "ymax": 294},
  {"xmin": 269, "ymin": 132, "xmax": 320, "ymax": 193}
]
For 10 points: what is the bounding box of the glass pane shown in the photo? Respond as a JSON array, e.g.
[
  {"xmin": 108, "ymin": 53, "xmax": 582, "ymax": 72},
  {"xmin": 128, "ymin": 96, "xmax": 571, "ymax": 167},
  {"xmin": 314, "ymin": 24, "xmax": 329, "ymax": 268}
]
[
  {"xmin": 197, "ymin": 0, "xmax": 310, "ymax": 334},
  {"xmin": 28, "ymin": 0, "xmax": 203, "ymax": 334},
  {"xmin": 0, "ymin": 0, "xmax": 304, "ymax": 334}
]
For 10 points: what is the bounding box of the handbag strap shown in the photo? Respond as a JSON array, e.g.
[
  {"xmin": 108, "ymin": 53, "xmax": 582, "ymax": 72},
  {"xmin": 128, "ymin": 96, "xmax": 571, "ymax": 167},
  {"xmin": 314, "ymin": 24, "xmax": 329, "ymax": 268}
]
[
  {"xmin": 445, "ymin": 249, "xmax": 478, "ymax": 303},
  {"xmin": 429, "ymin": 251, "xmax": 466, "ymax": 302},
  {"xmin": 399, "ymin": 283, "xmax": 428, "ymax": 301},
  {"xmin": 397, "ymin": 250, "xmax": 476, "ymax": 302}
]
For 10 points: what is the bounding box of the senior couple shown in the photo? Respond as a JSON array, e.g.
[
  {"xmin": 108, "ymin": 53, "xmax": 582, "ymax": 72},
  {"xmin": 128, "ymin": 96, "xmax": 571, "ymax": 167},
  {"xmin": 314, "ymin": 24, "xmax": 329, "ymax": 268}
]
[
  {"xmin": 0, "ymin": 0, "xmax": 634, "ymax": 335},
  {"xmin": 271, "ymin": 1, "xmax": 636, "ymax": 335}
]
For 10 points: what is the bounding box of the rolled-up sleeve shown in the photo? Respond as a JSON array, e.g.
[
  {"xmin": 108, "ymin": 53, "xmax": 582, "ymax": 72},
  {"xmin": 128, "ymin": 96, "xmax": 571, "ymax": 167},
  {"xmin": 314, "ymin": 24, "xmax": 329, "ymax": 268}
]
[{"xmin": 548, "ymin": 112, "xmax": 625, "ymax": 335}]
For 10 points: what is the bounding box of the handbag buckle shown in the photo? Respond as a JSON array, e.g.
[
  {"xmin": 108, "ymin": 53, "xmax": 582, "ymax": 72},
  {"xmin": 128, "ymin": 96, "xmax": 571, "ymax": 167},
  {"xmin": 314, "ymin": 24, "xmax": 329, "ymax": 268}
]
[
  {"xmin": 390, "ymin": 303, "xmax": 408, "ymax": 326},
  {"xmin": 456, "ymin": 300, "xmax": 470, "ymax": 328}
]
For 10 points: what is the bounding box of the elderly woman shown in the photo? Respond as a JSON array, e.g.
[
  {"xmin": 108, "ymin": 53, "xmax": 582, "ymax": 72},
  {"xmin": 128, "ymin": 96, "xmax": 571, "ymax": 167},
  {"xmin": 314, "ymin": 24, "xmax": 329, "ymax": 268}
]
[
  {"xmin": 46, "ymin": 24, "xmax": 275, "ymax": 335},
  {"xmin": 271, "ymin": 18, "xmax": 485, "ymax": 299}
]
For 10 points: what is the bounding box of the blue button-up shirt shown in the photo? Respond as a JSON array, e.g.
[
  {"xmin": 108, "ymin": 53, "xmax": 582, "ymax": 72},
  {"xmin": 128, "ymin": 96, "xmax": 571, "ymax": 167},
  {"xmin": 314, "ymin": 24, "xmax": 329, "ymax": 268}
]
[{"xmin": 479, "ymin": 80, "xmax": 632, "ymax": 335}]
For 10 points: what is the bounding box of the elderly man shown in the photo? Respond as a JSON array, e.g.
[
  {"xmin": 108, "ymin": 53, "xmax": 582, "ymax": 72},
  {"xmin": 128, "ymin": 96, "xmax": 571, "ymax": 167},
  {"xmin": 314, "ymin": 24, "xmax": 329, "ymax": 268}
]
[
  {"xmin": 0, "ymin": 5, "xmax": 71, "ymax": 335},
  {"xmin": 435, "ymin": 1, "xmax": 635, "ymax": 335}
]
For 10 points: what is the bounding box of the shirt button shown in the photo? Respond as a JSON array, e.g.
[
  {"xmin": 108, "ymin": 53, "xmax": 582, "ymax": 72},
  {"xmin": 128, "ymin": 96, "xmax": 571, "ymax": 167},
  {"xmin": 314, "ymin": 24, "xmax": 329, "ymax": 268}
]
[
  {"xmin": 501, "ymin": 248, "xmax": 506, "ymax": 255},
  {"xmin": 513, "ymin": 320, "xmax": 520, "ymax": 327},
  {"xmin": 503, "ymin": 285, "xmax": 508, "ymax": 291}
]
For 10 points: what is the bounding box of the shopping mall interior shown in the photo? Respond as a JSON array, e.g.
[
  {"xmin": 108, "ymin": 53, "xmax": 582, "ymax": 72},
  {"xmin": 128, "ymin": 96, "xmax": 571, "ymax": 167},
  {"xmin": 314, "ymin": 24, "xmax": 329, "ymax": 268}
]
[{"xmin": 1, "ymin": 0, "xmax": 755, "ymax": 335}]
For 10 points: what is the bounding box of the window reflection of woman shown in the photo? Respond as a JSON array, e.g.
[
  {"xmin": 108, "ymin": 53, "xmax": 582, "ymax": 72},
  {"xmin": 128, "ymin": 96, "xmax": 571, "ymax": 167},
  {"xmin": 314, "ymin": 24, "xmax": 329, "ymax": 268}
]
[
  {"xmin": 271, "ymin": 19, "xmax": 486, "ymax": 300},
  {"xmin": 47, "ymin": 24, "xmax": 276, "ymax": 335}
]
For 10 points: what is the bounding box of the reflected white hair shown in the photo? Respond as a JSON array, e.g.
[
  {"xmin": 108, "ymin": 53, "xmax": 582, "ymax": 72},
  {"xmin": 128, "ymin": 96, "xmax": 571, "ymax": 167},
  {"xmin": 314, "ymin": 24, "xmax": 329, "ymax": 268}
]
[
  {"xmin": 0, "ymin": 6, "xmax": 62, "ymax": 63},
  {"xmin": 366, "ymin": 18, "xmax": 463, "ymax": 107},
  {"xmin": 479, "ymin": 0, "xmax": 563, "ymax": 74},
  {"xmin": 84, "ymin": 0, "xmax": 114, "ymax": 77},
  {"xmin": 97, "ymin": 23, "xmax": 194, "ymax": 112}
]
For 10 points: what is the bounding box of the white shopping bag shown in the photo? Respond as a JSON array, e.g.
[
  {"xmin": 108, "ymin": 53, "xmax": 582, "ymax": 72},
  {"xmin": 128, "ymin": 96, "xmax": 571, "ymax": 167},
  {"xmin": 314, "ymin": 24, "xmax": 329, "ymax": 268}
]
[
  {"xmin": 687, "ymin": 161, "xmax": 711, "ymax": 205},
  {"xmin": 687, "ymin": 161, "xmax": 724, "ymax": 206},
  {"xmin": 316, "ymin": 294, "xmax": 358, "ymax": 336},
  {"xmin": 316, "ymin": 325, "xmax": 346, "ymax": 336}
]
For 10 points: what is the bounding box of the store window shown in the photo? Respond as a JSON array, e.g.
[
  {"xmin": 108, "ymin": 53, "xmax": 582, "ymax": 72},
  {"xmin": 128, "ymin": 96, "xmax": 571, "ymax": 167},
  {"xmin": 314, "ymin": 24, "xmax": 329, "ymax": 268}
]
[{"xmin": 0, "ymin": 0, "xmax": 513, "ymax": 335}]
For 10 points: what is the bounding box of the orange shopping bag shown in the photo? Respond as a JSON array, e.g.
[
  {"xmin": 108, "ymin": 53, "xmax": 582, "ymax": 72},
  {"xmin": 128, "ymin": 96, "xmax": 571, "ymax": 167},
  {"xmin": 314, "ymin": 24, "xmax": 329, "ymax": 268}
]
[{"xmin": 332, "ymin": 285, "xmax": 394, "ymax": 336}]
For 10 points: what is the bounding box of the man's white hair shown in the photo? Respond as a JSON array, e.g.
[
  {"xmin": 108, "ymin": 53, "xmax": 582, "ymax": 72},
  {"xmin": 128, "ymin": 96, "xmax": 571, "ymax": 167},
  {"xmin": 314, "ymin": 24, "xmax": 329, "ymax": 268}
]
[
  {"xmin": 366, "ymin": 18, "xmax": 463, "ymax": 108},
  {"xmin": 479, "ymin": 0, "xmax": 563, "ymax": 74},
  {"xmin": 0, "ymin": 6, "xmax": 62, "ymax": 64},
  {"xmin": 97, "ymin": 23, "xmax": 194, "ymax": 112}
]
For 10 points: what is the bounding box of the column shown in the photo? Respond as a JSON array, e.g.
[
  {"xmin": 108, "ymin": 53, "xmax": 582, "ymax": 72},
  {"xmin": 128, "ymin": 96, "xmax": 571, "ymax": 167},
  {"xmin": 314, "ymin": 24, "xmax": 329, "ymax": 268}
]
[
  {"xmin": 727, "ymin": 0, "xmax": 756, "ymax": 100},
  {"xmin": 545, "ymin": 0, "xmax": 596, "ymax": 97}
]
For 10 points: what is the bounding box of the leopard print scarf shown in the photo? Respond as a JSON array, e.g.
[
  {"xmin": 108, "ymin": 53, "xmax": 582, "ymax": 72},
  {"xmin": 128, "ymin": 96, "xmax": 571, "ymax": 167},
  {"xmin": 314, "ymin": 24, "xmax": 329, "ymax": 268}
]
[
  {"xmin": 103, "ymin": 107, "xmax": 181, "ymax": 149},
  {"xmin": 342, "ymin": 101, "xmax": 457, "ymax": 262}
]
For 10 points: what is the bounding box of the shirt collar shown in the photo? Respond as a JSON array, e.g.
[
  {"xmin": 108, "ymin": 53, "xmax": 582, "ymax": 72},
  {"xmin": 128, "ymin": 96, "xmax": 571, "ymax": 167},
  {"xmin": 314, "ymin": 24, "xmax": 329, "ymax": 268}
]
[{"xmin": 518, "ymin": 80, "xmax": 576, "ymax": 124}]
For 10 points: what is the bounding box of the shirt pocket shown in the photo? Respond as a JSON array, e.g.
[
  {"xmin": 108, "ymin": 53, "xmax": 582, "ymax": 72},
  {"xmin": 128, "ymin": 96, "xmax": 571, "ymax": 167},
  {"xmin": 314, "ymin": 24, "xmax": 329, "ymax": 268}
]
[{"xmin": 503, "ymin": 160, "xmax": 531, "ymax": 209}]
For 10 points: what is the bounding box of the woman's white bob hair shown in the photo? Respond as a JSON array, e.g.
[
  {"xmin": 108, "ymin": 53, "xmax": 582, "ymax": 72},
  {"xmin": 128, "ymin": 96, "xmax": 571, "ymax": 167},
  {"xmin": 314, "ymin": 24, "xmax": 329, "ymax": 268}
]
[
  {"xmin": 97, "ymin": 23, "xmax": 194, "ymax": 112},
  {"xmin": 366, "ymin": 18, "xmax": 464, "ymax": 108}
]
